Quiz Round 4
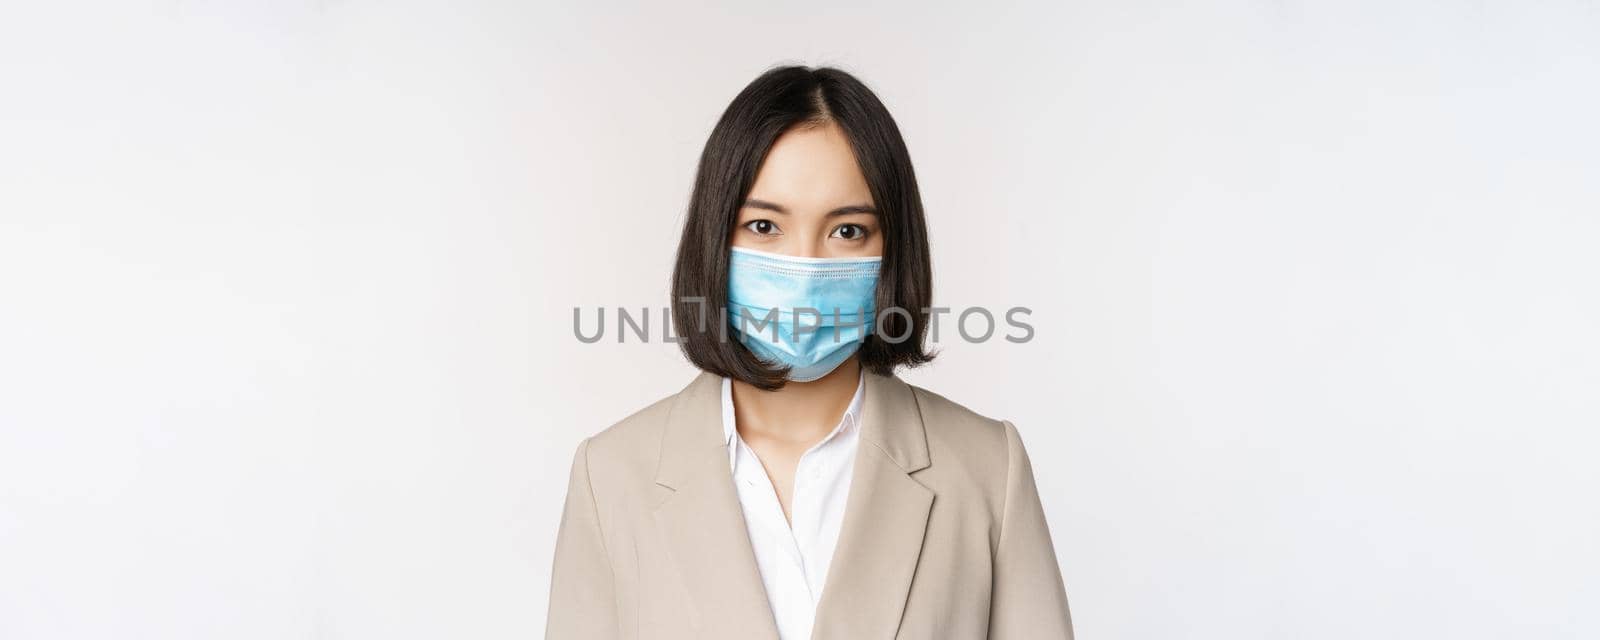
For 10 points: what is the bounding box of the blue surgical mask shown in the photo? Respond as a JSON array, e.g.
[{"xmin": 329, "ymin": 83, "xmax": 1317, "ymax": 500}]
[{"xmin": 726, "ymin": 246, "xmax": 881, "ymax": 382}]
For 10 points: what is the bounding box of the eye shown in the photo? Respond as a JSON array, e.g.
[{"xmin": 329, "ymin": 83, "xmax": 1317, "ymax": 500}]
[
  {"xmin": 743, "ymin": 220, "xmax": 781, "ymax": 236},
  {"xmin": 830, "ymin": 223, "xmax": 868, "ymax": 241}
]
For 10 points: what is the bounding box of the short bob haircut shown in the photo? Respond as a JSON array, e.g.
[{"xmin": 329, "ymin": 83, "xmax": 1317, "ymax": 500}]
[{"xmin": 671, "ymin": 65, "xmax": 935, "ymax": 390}]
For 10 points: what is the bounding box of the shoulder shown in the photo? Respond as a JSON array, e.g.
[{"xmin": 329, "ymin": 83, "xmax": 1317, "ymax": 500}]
[
  {"xmin": 902, "ymin": 381, "xmax": 1024, "ymax": 483},
  {"xmin": 572, "ymin": 391, "xmax": 676, "ymax": 488}
]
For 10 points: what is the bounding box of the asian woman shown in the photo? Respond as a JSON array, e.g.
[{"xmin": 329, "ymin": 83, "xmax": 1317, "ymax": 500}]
[{"xmin": 547, "ymin": 65, "xmax": 1072, "ymax": 640}]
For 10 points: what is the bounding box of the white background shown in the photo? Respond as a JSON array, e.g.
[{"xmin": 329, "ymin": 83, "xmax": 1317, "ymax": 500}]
[{"xmin": 2, "ymin": 1, "xmax": 1596, "ymax": 638}]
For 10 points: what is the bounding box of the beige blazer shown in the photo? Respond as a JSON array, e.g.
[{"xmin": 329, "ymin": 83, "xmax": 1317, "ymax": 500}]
[{"xmin": 547, "ymin": 371, "xmax": 1073, "ymax": 639}]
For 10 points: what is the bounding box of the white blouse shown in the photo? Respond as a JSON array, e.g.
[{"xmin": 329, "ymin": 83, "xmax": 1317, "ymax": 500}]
[{"xmin": 720, "ymin": 373, "xmax": 865, "ymax": 640}]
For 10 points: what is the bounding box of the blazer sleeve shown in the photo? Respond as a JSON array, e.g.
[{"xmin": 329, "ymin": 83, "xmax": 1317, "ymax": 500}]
[
  {"xmin": 989, "ymin": 420, "xmax": 1075, "ymax": 639},
  {"xmin": 546, "ymin": 437, "xmax": 619, "ymax": 639}
]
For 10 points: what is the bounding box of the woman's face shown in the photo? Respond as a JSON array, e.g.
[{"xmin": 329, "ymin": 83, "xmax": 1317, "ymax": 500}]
[{"xmin": 732, "ymin": 123, "xmax": 884, "ymax": 258}]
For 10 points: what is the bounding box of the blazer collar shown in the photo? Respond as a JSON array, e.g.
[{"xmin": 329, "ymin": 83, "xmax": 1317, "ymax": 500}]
[
  {"xmin": 651, "ymin": 371, "xmax": 780, "ymax": 637},
  {"xmin": 812, "ymin": 371, "xmax": 934, "ymax": 637},
  {"xmin": 654, "ymin": 370, "xmax": 930, "ymax": 487},
  {"xmin": 855, "ymin": 369, "xmax": 931, "ymax": 474},
  {"xmin": 654, "ymin": 371, "xmax": 726, "ymax": 492},
  {"xmin": 652, "ymin": 369, "xmax": 934, "ymax": 638}
]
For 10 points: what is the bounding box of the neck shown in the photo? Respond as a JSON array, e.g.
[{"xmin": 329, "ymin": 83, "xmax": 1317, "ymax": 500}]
[{"xmin": 730, "ymin": 358, "xmax": 862, "ymax": 446}]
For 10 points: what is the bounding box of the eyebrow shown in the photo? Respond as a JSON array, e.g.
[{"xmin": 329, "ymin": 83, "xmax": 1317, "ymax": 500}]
[{"xmin": 743, "ymin": 198, "xmax": 877, "ymax": 217}]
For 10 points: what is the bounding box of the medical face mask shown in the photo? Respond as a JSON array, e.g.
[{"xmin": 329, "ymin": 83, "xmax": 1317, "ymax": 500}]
[{"xmin": 725, "ymin": 246, "xmax": 881, "ymax": 382}]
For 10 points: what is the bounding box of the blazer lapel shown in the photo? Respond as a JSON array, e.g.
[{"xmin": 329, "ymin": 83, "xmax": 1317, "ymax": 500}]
[
  {"xmin": 810, "ymin": 373, "xmax": 934, "ymax": 638},
  {"xmin": 652, "ymin": 372, "xmax": 781, "ymax": 640}
]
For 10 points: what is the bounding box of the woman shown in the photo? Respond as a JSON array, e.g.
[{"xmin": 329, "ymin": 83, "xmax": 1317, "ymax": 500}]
[{"xmin": 548, "ymin": 66, "xmax": 1072, "ymax": 639}]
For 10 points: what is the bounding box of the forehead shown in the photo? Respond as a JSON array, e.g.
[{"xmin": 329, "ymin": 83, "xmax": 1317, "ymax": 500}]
[{"xmin": 748, "ymin": 123, "xmax": 874, "ymax": 208}]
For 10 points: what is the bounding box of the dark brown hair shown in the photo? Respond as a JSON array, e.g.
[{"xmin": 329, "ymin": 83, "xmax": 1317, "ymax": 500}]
[{"xmin": 671, "ymin": 65, "xmax": 934, "ymax": 390}]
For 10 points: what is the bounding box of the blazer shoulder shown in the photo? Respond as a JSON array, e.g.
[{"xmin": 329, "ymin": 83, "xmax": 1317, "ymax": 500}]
[
  {"xmin": 579, "ymin": 392, "xmax": 675, "ymax": 485},
  {"xmin": 906, "ymin": 383, "xmax": 1013, "ymax": 473}
]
